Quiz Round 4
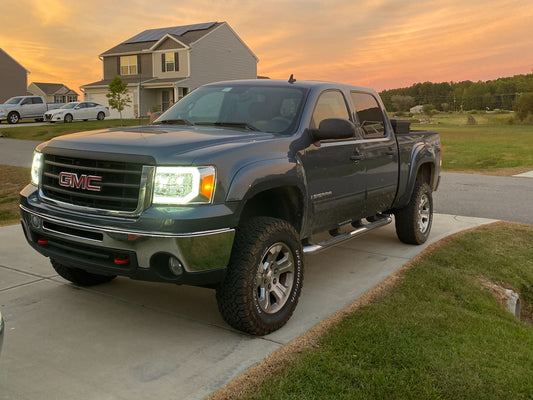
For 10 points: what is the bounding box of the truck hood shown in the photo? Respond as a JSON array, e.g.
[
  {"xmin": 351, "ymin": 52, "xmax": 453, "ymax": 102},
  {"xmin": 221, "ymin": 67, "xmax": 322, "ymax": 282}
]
[{"xmin": 41, "ymin": 125, "xmax": 278, "ymax": 165}]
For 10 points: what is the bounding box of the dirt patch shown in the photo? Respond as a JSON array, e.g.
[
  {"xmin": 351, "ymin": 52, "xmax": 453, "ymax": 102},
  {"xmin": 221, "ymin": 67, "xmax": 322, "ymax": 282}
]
[{"xmin": 480, "ymin": 278, "xmax": 533, "ymax": 325}]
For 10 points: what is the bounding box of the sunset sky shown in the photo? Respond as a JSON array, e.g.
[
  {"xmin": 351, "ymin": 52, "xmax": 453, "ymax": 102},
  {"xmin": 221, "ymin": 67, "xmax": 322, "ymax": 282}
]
[{"xmin": 1, "ymin": 0, "xmax": 532, "ymax": 94}]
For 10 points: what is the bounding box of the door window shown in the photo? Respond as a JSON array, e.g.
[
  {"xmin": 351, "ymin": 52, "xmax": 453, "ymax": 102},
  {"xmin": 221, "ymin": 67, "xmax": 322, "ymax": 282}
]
[
  {"xmin": 311, "ymin": 90, "xmax": 350, "ymax": 129},
  {"xmin": 350, "ymin": 92, "xmax": 386, "ymax": 138}
]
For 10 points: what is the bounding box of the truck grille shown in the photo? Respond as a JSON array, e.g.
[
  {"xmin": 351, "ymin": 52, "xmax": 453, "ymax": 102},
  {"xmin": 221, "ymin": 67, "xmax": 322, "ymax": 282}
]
[{"xmin": 41, "ymin": 154, "xmax": 146, "ymax": 213}]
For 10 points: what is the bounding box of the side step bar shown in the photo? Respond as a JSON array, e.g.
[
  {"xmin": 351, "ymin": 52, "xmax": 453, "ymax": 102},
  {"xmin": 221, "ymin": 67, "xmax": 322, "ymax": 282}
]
[{"xmin": 302, "ymin": 215, "xmax": 392, "ymax": 255}]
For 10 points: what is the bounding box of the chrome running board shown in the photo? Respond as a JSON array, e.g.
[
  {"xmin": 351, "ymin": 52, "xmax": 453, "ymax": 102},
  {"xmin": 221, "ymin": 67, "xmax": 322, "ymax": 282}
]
[{"xmin": 302, "ymin": 215, "xmax": 392, "ymax": 255}]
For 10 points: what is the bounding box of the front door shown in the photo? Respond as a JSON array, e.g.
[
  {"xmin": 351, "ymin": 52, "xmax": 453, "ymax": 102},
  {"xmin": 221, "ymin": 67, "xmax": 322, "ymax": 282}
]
[
  {"xmin": 301, "ymin": 90, "xmax": 367, "ymax": 234},
  {"xmin": 162, "ymin": 90, "xmax": 174, "ymax": 111}
]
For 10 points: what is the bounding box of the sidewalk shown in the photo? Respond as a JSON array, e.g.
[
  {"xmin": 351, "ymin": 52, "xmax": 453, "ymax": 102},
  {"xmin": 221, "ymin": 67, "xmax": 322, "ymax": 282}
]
[{"xmin": 0, "ymin": 214, "xmax": 496, "ymax": 399}]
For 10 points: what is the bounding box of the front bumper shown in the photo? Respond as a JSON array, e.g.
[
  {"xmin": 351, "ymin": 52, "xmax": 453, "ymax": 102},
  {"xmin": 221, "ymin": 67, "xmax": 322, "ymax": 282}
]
[{"xmin": 20, "ymin": 187, "xmax": 236, "ymax": 287}]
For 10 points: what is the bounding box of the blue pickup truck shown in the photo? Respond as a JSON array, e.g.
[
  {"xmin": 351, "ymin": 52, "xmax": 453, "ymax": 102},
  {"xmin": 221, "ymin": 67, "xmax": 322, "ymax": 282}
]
[{"xmin": 20, "ymin": 79, "xmax": 440, "ymax": 335}]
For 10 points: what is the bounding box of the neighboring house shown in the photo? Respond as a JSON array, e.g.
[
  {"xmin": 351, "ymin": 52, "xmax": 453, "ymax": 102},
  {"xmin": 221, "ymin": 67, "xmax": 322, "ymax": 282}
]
[
  {"xmin": 28, "ymin": 82, "xmax": 79, "ymax": 104},
  {"xmin": 81, "ymin": 21, "xmax": 258, "ymax": 119},
  {"xmin": 410, "ymin": 105, "xmax": 424, "ymax": 114},
  {"xmin": 0, "ymin": 48, "xmax": 30, "ymax": 103}
]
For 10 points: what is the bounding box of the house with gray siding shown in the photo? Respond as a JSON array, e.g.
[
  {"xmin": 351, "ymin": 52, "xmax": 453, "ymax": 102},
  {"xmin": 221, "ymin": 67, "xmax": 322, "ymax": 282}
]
[
  {"xmin": 0, "ymin": 48, "xmax": 29, "ymax": 103},
  {"xmin": 28, "ymin": 82, "xmax": 79, "ymax": 103},
  {"xmin": 81, "ymin": 22, "xmax": 258, "ymax": 119}
]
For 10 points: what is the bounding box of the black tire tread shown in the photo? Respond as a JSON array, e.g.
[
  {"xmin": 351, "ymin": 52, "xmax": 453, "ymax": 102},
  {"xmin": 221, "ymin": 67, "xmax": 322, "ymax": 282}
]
[
  {"xmin": 394, "ymin": 181, "xmax": 433, "ymax": 245},
  {"xmin": 216, "ymin": 217, "xmax": 303, "ymax": 335}
]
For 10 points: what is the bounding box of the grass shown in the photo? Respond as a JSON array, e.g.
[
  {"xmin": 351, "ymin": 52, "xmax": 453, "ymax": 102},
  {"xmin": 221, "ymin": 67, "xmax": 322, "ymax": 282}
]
[
  {"xmin": 411, "ymin": 112, "xmax": 533, "ymax": 175},
  {"xmin": 0, "ymin": 118, "xmax": 149, "ymax": 141},
  {"xmin": 227, "ymin": 223, "xmax": 533, "ymax": 400},
  {"xmin": 0, "ymin": 165, "xmax": 29, "ymax": 226}
]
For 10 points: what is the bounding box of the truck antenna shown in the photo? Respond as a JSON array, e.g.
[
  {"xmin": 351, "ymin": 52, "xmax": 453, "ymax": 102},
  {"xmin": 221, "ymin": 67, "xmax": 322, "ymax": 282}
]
[{"xmin": 288, "ymin": 74, "xmax": 296, "ymax": 84}]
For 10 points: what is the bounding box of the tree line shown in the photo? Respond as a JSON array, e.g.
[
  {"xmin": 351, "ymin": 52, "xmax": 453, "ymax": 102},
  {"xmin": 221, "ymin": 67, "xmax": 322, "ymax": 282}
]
[{"xmin": 379, "ymin": 73, "xmax": 533, "ymax": 115}]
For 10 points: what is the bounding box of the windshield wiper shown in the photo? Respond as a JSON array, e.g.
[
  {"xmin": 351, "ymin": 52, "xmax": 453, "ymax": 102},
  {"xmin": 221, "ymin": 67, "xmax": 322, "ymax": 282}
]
[
  {"xmin": 195, "ymin": 121, "xmax": 260, "ymax": 131},
  {"xmin": 153, "ymin": 118, "xmax": 193, "ymax": 126}
]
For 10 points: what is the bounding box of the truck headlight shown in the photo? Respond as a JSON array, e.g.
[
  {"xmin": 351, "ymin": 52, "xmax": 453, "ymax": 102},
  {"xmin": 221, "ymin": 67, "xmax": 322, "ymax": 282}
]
[
  {"xmin": 152, "ymin": 166, "xmax": 215, "ymax": 204},
  {"xmin": 31, "ymin": 151, "xmax": 43, "ymax": 186}
]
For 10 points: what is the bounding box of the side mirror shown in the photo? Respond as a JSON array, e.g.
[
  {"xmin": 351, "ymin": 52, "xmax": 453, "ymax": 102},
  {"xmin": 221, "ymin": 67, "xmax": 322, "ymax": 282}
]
[
  {"xmin": 312, "ymin": 118, "xmax": 356, "ymax": 141},
  {"xmin": 74, "ymin": 106, "xmax": 80, "ymax": 110}
]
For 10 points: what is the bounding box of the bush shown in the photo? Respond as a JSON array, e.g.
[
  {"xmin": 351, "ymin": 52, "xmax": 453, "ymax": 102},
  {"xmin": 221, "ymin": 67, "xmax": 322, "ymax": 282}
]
[{"xmin": 514, "ymin": 93, "xmax": 533, "ymax": 121}]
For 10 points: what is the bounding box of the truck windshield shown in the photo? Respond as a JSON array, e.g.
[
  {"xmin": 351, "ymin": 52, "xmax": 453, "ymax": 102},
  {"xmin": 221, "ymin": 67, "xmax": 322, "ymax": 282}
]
[
  {"xmin": 5, "ymin": 97, "xmax": 23, "ymax": 104},
  {"xmin": 154, "ymin": 85, "xmax": 308, "ymax": 135}
]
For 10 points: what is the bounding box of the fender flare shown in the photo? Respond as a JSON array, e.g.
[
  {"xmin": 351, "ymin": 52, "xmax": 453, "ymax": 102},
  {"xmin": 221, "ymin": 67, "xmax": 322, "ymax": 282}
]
[
  {"xmin": 225, "ymin": 158, "xmax": 308, "ymax": 225},
  {"xmin": 394, "ymin": 143, "xmax": 437, "ymax": 209}
]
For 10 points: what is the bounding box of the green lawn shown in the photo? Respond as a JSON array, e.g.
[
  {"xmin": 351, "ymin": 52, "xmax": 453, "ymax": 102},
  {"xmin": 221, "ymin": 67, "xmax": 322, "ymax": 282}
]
[
  {"xmin": 232, "ymin": 223, "xmax": 533, "ymax": 400},
  {"xmin": 0, "ymin": 118, "xmax": 149, "ymax": 141},
  {"xmin": 0, "ymin": 165, "xmax": 29, "ymax": 226},
  {"xmin": 411, "ymin": 112, "xmax": 533, "ymax": 174}
]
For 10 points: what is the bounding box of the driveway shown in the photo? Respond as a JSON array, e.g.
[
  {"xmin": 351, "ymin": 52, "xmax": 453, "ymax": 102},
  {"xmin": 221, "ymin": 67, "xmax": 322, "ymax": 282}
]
[{"xmin": 0, "ymin": 214, "xmax": 495, "ymax": 399}]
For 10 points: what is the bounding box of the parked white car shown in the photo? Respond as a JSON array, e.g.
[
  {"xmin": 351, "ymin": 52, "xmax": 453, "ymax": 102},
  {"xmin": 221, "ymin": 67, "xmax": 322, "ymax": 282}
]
[{"xmin": 44, "ymin": 102, "xmax": 110, "ymax": 123}]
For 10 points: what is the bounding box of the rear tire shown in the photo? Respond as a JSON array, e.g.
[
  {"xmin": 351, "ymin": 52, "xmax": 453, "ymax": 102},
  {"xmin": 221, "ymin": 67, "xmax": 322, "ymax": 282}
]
[
  {"xmin": 51, "ymin": 259, "xmax": 116, "ymax": 286},
  {"xmin": 216, "ymin": 217, "xmax": 304, "ymax": 335},
  {"xmin": 97, "ymin": 112, "xmax": 105, "ymax": 121},
  {"xmin": 394, "ymin": 181, "xmax": 433, "ymax": 244}
]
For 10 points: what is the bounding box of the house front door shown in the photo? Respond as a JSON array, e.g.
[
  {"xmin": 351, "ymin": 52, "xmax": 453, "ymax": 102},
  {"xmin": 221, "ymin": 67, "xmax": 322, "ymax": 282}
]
[{"xmin": 162, "ymin": 90, "xmax": 174, "ymax": 111}]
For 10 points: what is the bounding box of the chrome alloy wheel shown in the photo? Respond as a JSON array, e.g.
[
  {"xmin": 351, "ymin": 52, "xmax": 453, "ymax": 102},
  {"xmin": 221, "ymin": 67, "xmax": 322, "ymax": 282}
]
[
  {"xmin": 418, "ymin": 193, "xmax": 431, "ymax": 234},
  {"xmin": 256, "ymin": 242, "xmax": 295, "ymax": 314}
]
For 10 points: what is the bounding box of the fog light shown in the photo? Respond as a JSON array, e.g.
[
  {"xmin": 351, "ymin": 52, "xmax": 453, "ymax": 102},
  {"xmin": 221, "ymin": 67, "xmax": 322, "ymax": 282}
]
[
  {"xmin": 30, "ymin": 215, "xmax": 42, "ymax": 229},
  {"xmin": 169, "ymin": 257, "xmax": 183, "ymax": 276}
]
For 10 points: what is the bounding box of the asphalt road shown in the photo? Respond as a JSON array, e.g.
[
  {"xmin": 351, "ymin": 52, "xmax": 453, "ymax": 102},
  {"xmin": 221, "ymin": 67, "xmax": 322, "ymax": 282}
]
[{"xmin": 434, "ymin": 172, "xmax": 533, "ymax": 224}]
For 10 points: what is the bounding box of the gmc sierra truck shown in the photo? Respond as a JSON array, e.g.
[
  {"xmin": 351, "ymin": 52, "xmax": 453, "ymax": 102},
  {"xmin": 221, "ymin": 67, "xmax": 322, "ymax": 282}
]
[
  {"xmin": 0, "ymin": 96, "xmax": 63, "ymax": 124},
  {"xmin": 20, "ymin": 79, "xmax": 440, "ymax": 335}
]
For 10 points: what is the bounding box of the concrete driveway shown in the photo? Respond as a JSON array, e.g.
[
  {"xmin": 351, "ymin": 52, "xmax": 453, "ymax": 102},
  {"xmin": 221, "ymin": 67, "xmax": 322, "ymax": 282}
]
[{"xmin": 0, "ymin": 214, "xmax": 495, "ymax": 399}]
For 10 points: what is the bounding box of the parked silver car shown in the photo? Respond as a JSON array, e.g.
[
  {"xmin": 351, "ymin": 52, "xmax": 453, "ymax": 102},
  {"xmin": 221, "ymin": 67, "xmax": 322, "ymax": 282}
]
[{"xmin": 44, "ymin": 101, "xmax": 110, "ymax": 123}]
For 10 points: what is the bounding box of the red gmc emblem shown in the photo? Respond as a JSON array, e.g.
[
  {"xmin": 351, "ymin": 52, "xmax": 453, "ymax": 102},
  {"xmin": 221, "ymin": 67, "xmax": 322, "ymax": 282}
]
[{"xmin": 58, "ymin": 172, "xmax": 102, "ymax": 192}]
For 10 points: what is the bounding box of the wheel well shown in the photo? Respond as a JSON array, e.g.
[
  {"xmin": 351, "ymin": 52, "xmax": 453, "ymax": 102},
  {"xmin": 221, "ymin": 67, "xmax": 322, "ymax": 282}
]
[
  {"xmin": 416, "ymin": 163, "xmax": 434, "ymax": 186},
  {"xmin": 239, "ymin": 186, "xmax": 303, "ymax": 233}
]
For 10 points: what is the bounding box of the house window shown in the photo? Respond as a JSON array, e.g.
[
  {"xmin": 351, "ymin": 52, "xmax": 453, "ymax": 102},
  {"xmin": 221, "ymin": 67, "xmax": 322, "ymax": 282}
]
[
  {"xmin": 54, "ymin": 95, "xmax": 65, "ymax": 103},
  {"xmin": 67, "ymin": 95, "xmax": 77, "ymax": 103},
  {"xmin": 120, "ymin": 55, "xmax": 138, "ymax": 75},
  {"xmin": 161, "ymin": 52, "xmax": 179, "ymax": 72}
]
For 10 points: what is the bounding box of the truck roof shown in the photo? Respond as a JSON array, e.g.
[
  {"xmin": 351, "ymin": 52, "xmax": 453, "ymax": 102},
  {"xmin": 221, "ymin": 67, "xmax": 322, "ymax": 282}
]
[{"xmin": 204, "ymin": 79, "xmax": 377, "ymax": 94}]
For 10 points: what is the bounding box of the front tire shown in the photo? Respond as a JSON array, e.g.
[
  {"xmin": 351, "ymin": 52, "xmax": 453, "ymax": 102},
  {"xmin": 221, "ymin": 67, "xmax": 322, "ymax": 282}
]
[
  {"xmin": 216, "ymin": 217, "xmax": 304, "ymax": 335},
  {"xmin": 64, "ymin": 114, "xmax": 73, "ymax": 123},
  {"xmin": 51, "ymin": 259, "xmax": 116, "ymax": 286},
  {"xmin": 7, "ymin": 112, "xmax": 20, "ymax": 124},
  {"xmin": 394, "ymin": 181, "xmax": 433, "ymax": 244}
]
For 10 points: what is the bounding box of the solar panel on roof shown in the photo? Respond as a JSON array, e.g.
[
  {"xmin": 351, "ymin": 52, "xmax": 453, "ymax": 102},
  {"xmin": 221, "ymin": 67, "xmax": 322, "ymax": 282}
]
[{"xmin": 123, "ymin": 22, "xmax": 216, "ymax": 44}]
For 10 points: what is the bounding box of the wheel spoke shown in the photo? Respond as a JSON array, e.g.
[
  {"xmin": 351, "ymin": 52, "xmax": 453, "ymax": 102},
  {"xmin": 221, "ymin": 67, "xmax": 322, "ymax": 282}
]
[
  {"xmin": 275, "ymin": 254, "xmax": 293, "ymax": 275},
  {"xmin": 271, "ymin": 282, "xmax": 288, "ymax": 303},
  {"xmin": 257, "ymin": 287, "xmax": 269, "ymax": 310}
]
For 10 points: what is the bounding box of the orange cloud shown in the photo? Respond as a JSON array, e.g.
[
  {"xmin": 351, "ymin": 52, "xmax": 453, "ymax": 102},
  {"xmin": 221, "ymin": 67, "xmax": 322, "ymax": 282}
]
[{"xmin": 1, "ymin": 0, "xmax": 532, "ymax": 94}]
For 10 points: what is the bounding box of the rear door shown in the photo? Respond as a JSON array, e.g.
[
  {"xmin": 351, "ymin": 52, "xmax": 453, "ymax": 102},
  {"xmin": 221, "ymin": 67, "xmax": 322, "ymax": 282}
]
[
  {"xmin": 301, "ymin": 89, "xmax": 367, "ymax": 234},
  {"xmin": 349, "ymin": 91, "xmax": 398, "ymax": 214}
]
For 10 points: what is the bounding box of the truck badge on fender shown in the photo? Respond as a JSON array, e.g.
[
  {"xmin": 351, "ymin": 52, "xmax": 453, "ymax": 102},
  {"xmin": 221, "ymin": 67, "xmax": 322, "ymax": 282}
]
[{"xmin": 58, "ymin": 172, "xmax": 102, "ymax": 192}]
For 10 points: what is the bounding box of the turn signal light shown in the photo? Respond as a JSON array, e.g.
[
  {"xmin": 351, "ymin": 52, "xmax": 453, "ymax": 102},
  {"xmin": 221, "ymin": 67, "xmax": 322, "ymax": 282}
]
[{"xmin": 200, "ymin": 175, "xmax": 215, "ymax": 200}]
